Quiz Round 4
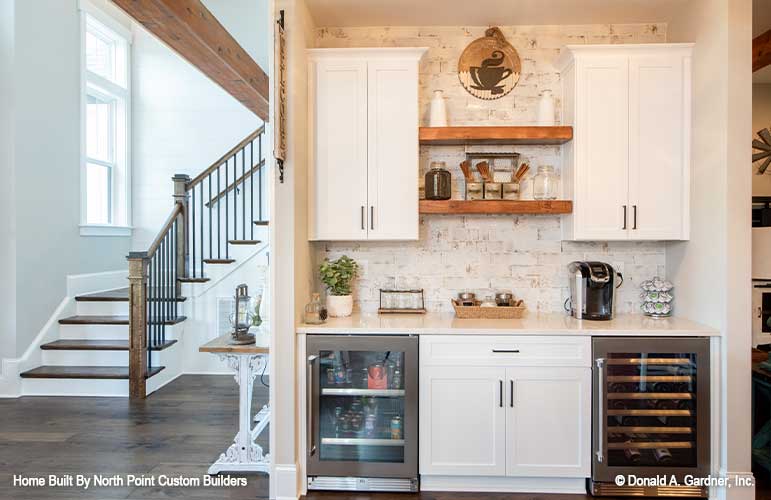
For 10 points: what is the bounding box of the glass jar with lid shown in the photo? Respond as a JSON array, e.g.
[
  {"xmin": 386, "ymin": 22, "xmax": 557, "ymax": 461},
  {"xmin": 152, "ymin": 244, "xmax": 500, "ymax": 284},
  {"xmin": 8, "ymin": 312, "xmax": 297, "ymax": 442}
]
[
  {"xmin": 425, "ymin": 161, "xmax": 452, "ymax": 200},
  {"xmin": 532, "ymin": 165, "xmax": 559, "ymax": 200}
]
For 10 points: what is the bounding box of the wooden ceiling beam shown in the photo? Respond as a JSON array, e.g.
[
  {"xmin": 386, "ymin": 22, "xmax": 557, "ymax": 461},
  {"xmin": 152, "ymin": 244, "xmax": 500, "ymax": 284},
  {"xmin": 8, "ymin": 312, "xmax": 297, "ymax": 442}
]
[
  {"xmin": 754, "ymin": 29, "xmax": 771, "ymax": 72},
  {"xmin": 112, "ymin": 0, "xmax": 269, "ymax": 120}
]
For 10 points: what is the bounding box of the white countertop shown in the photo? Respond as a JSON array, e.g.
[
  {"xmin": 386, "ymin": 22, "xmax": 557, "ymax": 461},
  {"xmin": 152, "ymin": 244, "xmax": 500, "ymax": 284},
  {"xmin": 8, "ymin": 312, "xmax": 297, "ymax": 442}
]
[{"xmin": 297, "ymin": 312, "xmax": 719, "ymax": 336}]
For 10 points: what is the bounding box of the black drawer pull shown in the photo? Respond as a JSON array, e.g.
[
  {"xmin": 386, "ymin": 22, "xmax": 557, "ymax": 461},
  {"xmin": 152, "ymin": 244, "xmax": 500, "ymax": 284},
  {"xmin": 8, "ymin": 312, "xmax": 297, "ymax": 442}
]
[{"xmin": 492, "ymin": 349, "xmax": 520, "ymax": 353}]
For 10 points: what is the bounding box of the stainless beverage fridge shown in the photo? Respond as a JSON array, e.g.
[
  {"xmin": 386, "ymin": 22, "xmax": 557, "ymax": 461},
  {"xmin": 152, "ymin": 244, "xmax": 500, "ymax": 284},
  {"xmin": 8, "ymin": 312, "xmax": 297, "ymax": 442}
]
[
  {"xmin": 591, "ymin": 337, "xmax": 711, "ymax": 497},
  {"xmin": 306, "ymin": 335, "xmax": 418, "ymax": 492}
]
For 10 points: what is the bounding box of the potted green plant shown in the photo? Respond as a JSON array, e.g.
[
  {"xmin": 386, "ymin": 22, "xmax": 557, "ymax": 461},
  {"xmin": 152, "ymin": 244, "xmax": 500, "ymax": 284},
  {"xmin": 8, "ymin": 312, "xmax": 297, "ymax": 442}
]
[{"xmin": 319, "ymin": 255, "xmax": 359, "ymax": 317}]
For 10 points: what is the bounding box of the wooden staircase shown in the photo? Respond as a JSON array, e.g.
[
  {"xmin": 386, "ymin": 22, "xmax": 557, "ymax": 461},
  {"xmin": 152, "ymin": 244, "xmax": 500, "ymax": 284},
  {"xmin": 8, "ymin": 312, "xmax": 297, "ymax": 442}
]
[{"xmin": 19, "ymin": 127, "xmax": 269, "ymax": 398}]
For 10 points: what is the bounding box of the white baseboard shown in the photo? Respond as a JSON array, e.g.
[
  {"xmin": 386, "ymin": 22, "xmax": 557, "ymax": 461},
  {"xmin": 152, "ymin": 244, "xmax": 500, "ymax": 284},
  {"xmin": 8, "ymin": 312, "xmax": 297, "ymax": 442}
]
[
  {"xmin": 66, "ymin": 269, "xmax": 127, "ymax": 297},
  {"xmin": 420, "ymin": 475, "xmax": 586, "ymax": 493},
  {"xmin": 273, "ymin": 464, "xmax": 298, "ymax": 500}
]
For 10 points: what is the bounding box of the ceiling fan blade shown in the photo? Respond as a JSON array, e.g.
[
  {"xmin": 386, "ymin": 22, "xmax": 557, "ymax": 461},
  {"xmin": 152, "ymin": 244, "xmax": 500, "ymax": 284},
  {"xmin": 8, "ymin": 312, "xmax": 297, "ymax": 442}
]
[
  {"xmin": 754, "ymin": 151, "xmax": 771, "ymax": 162},
  {"xmin": 759, "ymin": 156, "xmax": 771, "ymax": 175},
  {"xmin": 755, "ymin": 139, "xmax": 771, "ymax": 152},
  {"xmin": 760, "ymin": 128, "xmax": 771, "ymax": 145}
]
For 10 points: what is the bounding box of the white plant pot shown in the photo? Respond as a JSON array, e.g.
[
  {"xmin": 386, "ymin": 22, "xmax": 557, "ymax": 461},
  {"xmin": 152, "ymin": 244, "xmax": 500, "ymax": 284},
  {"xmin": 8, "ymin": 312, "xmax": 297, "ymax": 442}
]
[{"xmin": 327, "ymin": 295, "xmax": 353, "ymax": 317}]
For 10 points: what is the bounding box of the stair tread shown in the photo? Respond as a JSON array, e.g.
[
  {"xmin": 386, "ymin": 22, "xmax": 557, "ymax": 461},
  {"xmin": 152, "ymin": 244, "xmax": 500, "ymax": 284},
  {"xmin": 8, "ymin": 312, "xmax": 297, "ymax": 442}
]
[
  {"xmin": 75, "ymin": 288, "xmax": 129, "ymax": 302},
  {"xmin": 20, "ymin": 366, "xmax": 165, "ymax": 379},
  {"xmin": 253, "ymin": 220, "xmax": 269, "ymax": 226},
  {"xmin": 178, "ymin": 277, "xmax": 210, "ymax": 283},
  {"xmin": 202, "ymin": 259, "xmax": 236, "ymax": 264},
  {"xmin": 229, "ymin": 240, "xmax": 262, "ymax": 245},
  {"xmin": 59, "ymin": 315, "xmax": 186, "ymax": 325},
  {"xmin": 75, "ymin": 288, "xmax": 187, "ymax": 302},
  {"xmin": 41, "ymin": 339, "xmax": 178, "ymax": 351}
]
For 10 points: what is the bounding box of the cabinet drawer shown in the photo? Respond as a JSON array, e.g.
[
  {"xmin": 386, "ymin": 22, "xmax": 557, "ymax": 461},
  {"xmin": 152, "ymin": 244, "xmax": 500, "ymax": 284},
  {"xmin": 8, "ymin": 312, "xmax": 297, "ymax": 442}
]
[{"xmin": 421, "ymin": 336, "xmax": 591, "ymax": 367}]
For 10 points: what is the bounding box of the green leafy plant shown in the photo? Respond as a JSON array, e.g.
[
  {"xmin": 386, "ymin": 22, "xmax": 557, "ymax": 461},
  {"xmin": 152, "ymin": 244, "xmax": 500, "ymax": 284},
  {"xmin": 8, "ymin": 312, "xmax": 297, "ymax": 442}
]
[{"xmin": 319, "ymin": 255, "xmax": 359, "ymax": 296}]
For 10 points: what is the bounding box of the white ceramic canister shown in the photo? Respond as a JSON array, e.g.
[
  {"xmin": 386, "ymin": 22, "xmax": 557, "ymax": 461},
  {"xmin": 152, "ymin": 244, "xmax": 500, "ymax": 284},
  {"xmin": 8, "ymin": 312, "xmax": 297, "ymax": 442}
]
[
  {"xmin": 429, "ymin": 90, "xmax": 448, "ymax": 127},
  {"xmin": 536, "ymin": 90, "xmax": 556, "ymax": 126}
]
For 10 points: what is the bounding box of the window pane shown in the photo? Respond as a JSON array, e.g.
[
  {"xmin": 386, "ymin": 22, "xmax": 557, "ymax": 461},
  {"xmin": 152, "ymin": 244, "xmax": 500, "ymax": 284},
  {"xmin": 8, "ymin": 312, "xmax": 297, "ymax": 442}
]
[
  {"xmin": 86, "ymin": 163, "xmax": 111, "ymax": 224},
  {"xmin": 86, "ymin": 93, "xmax": 113, "ymax": 162},
  {"xmin": 85, "ymin": 26, "xmax": 114, "ymax": 81}
]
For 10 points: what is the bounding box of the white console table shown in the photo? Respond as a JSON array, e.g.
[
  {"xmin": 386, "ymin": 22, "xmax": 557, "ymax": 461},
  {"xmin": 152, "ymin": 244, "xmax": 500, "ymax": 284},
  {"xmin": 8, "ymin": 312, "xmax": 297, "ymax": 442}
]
[{"xmin": 200, "ymin": 332, "xmax": 270, "ymax": 475}]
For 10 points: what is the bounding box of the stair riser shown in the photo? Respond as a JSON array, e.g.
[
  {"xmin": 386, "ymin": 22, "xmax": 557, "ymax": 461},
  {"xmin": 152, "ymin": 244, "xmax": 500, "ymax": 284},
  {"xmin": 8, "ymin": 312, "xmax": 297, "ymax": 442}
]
[
  {"xmin": 41, "ymin": 350, "xmax": 165, "ymax": 366},
  {"xmin": 21, "ymin": 378, "xmax": 129, "ymax": 397},
  {"xmin": 76, "ymin": 301, "xmax": 129, "ymax": 316},
  {"xmin": 59, "ymin": 324, "xmax": 128, "ymax": 340}
]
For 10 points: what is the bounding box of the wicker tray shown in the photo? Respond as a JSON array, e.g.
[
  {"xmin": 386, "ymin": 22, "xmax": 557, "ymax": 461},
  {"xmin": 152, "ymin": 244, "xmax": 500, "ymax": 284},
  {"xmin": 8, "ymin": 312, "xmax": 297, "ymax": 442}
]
[{"xmin": 451, "ymin": 299, "xmax": 525, "ymax": 319}]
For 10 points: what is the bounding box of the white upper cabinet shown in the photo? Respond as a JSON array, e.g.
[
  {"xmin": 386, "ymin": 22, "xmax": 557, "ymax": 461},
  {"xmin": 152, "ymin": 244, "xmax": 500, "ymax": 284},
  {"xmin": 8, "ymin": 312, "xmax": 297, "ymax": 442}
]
[
  {"xmin": 560, "ymin": 44, "xmax": 692, "ymax": 241},
  {"xmin": 308, "ymin": 48, "xmax": 426, "ymax": 241}
]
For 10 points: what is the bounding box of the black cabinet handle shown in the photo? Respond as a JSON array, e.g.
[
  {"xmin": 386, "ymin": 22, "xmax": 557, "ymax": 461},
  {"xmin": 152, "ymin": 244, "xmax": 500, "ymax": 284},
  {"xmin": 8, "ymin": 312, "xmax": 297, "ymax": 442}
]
[
  {"xmin": 622, "ymin": 205, "xmax": 627, "ymax": 230},
  {"xmin": 510, "ymin": 380, "xmax": 514, "ymax": 407},
  {"xmin": 360, "ymin": 206, "xmax": 365, "ymax": 230},
  {"xmin": 492, "ymin": 349, "xmax": 520, "ymax": 353},
  {"xmin": 499, "ymin": 380, "xmax": 503, "ymax": 408},
  {"xmin": 633, "ymin": 205, "xmax": 637, "ymax": 230},
  {"xmin": 370, "ymin": 206, "xmax": 374, "ymax": 230}
]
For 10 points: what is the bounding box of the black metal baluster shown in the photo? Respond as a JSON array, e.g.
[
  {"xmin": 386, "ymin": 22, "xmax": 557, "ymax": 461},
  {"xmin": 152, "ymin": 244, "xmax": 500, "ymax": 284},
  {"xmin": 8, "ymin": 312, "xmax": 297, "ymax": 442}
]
[
  {"xmin": 258, "ymin": 133, "xmax": 263, "ymax": 221},
  {"xmin": 152, "ymin": 254, "xmax": 157, "ymax": 352},
  {"xmin": 233, "ymin": 153, "xmax": 237, "ymax": 242},
  {"xmin": 242, "ymin": 146, "xmax": 246, "ymax": 239},
  {"xmin": 208, "ymin": 173, "xmax": 212, "ymax": 259},
  {"xmin": 225, "ymin": 158, "xmax": 229, "ymax": 259},
  {"xmin": 217, "ymin": 166, "xmax": 221, "ymax": 259},
  {"xmin": 173, "ymin": 220, "xmax": 178, "ymax": 318},
  {"xmin": 250, "ymin": 141, "xmax": 254, "ymax": 239},
  {"xmin": 163, "ymin": 235, "xmax": 168, "ymax": 344},
  {"xmin": 191, "ymin": 188, "xmax": 196, "ymax": 277},
  {"xmin": 160, "ymin": 238, "xmax": 165, "ymax": 348},
  {"xmin": 199, "ymin": 182, "xmax": 203, "ymax": 277}
]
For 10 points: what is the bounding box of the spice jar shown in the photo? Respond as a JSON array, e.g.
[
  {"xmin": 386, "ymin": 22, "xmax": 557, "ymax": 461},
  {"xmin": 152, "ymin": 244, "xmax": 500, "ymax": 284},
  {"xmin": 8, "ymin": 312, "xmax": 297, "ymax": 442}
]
[
  {"xmin": 425, "ymin": 161, "xmax": 452, "ymax": 200},
  {"xmin": 532, "ymin": 165, "xmax": 559, "ymax": 200},
  {"xmin": 304, "ymin": 293, "xmax": 326, "ymax": 324}
]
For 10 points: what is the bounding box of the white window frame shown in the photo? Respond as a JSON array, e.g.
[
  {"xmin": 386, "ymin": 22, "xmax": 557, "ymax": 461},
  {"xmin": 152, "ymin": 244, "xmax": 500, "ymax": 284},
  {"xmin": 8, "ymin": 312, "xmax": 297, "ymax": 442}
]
[{"xmin": 79, "ymin": 0, "xmax": 132, "ymax": 237}]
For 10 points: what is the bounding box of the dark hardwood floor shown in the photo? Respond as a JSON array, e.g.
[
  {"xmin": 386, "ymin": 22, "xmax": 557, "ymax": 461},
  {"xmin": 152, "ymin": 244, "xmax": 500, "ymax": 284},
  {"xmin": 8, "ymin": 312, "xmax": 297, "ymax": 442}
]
[{"xmin": 0, "ymin": 375, "xmax": 268, "ymax": 499}]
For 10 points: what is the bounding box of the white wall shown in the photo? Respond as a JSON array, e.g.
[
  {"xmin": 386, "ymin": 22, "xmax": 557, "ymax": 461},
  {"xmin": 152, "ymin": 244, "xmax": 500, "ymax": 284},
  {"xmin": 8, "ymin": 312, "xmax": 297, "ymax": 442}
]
[
  {"xmin": 753, "ymin": 84, "xmax": 771, "ymax": 195},
  {"xmin": 668, "ymin": 0, "xmax": 753, "ymax": 497},
  {"xmin": 10, "ymin": 0, "xmax": 131, "ymax": 358},
  {"xmin": 130, "ymin": 25, "xmax": 263, "ymax": 251},
  {"xmin": 203, "ymin": 0, "xmax": 270, "ymax": 71},
  {"xmin": 0, "ymin": 0, "xmax": 16, "ymax": 360}
]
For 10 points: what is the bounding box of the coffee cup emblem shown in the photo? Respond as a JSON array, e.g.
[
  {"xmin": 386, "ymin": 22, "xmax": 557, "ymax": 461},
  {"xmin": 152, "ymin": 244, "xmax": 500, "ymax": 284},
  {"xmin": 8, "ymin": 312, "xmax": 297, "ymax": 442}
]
[{"xmin": 458, "ymin": 27, "xmax": 521, "ymax": 100}]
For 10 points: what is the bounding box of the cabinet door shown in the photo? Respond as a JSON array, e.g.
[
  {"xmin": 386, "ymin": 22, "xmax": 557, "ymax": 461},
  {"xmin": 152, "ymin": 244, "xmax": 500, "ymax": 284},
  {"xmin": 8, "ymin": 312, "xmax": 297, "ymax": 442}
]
[
  {"xmin": 574, "ymin": 56, "xmax": 630, "ymax": 240},
  {"xmin": 367, "ymin": 60, "xmax": 419, "ymax": 240},
  {"xmin": 420, "ymin": 366, "xmax": 506, "ymax": 476},
  {"xmin": 506, "ymin": 367, "xmax": 591, "ymax": 477},
  {"xmin": 628, "ymin": 54, "xmax": 690, "ymax": 240},
  {"xmin": 309, "ymin": 59, "xmax": 368, "ymax": 240}
]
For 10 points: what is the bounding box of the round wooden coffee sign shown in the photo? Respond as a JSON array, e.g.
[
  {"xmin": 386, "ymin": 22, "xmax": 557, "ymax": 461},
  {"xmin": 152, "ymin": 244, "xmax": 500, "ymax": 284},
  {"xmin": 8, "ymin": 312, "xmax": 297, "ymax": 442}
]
[{"xmin": 458, "ymin": 27, "xmax": 521, "ymax": 100}]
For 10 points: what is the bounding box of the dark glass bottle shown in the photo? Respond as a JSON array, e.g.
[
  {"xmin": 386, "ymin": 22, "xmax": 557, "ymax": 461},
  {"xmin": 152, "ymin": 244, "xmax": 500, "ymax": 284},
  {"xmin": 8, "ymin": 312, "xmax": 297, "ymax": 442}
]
[{"xmin": 425, "ymin": 161, "xmax": 451, "ymax": 200}]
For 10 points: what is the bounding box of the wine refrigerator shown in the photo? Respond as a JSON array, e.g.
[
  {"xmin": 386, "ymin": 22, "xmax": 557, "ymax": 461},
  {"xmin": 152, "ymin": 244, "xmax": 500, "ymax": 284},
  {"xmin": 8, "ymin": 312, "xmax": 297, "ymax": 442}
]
[
  {"xmin": 306, "ymin": 335, "xmax": 418, "ymax": 492},
  {"xmin": 591, "ymin": 337, "xmax": 710, "ymax": 497}
]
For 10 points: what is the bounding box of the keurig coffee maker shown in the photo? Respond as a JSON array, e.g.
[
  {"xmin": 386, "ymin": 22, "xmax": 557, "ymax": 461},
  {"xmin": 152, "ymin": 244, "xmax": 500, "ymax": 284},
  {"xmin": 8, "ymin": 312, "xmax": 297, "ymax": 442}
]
[{"xmin": 567, "ymin": 261, "xmax": 623, "ymax": 320}]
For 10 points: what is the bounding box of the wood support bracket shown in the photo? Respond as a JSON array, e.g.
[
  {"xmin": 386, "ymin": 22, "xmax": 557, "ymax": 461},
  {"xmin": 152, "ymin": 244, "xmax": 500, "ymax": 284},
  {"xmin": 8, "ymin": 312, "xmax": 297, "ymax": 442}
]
[
  {"xmin": 111, "ymin": 0, "xmax": 270, "ymax": 120},
  {"xmin": 754, "ymin": 29, "xmax": 771, "ymax": 72}
]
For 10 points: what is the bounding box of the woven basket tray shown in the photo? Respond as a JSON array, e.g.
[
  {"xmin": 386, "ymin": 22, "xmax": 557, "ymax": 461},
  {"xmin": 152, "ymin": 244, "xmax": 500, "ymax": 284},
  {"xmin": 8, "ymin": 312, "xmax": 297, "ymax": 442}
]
[{"xmin": 451, "ymin": 299, "xmax": 525, "ymax": 319}]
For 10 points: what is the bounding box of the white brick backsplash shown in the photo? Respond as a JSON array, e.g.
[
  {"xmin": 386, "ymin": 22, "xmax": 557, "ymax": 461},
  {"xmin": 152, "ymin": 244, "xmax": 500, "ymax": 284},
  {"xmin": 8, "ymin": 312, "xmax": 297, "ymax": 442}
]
[{"xmin": 313, "ymin": 23, "xmax": 668, "ymax": 314}]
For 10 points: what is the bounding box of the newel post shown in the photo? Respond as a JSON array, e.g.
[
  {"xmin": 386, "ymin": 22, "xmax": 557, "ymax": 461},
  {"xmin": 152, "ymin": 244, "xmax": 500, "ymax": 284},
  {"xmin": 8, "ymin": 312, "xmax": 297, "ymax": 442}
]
[
  {"xmin": 172, "ymin": 174, "xmax": 190, "ymax": 295},
  {"xmin": 127, "ymin": 252, "xmax": 149, "ymax": 399}
]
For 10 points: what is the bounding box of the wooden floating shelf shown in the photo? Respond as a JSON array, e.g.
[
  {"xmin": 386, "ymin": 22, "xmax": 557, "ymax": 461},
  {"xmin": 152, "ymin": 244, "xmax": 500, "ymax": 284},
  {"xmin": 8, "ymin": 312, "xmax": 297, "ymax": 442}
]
[
  {"xmin": 419, "ymin": 126, "xmax": 573, "ymax": 146},
  {"xmin": 419, "ymin": 199, "xmax": 573, "ymax": 215}
]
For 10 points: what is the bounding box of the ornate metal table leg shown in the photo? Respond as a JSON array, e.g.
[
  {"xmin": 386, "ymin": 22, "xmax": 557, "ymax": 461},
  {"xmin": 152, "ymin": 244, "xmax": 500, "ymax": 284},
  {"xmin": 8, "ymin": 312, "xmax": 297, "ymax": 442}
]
[{"xmin": 208, "ymin": 354, "xmax": 271, "ymax": 475}]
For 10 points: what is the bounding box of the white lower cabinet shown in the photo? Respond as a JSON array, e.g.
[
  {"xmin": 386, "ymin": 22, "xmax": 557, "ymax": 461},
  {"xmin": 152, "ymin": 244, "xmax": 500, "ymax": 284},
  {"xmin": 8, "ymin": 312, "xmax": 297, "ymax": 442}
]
[
  {"xmin": 420, "ymin": 336, "xmax": 591, "ymax": 480},
  {"xmin": 505, "ymin": 367, "xmax": 591, "ymax": 477}
]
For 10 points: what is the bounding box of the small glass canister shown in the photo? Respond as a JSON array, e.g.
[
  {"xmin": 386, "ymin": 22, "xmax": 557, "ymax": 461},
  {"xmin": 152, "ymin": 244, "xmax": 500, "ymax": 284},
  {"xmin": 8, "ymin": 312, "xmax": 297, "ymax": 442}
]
[
  {"xmin": 304, "ymin": 293, "xmax": 327, "ymax": 324},
  {"xmin": 532, "ymin": 165, "xmax": 559, "ymax": 200},
  {"xmin": 484, "ymin": 182, "xmax": 502, "ymax": 199},
  {"xmin": 425, "ymin": 161, "xmax": 452, "ymax": 200},
  {"xmin": 466, "ymin": 182, "xmax": 484, "ymax": 200}
]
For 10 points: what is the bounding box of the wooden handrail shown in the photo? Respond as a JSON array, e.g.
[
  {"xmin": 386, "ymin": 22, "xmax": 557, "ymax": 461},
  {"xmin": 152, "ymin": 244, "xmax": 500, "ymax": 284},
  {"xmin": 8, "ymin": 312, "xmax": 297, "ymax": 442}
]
[
  {"xmin": 205, "ymin": 158, "xmax": 266, "ymax": 208},
  {"xmin": 147, "ymin": 203, "xmax": 184, "ymax": 257},
  {"xmin": 187, "ymin": 126, "xmax": 265, "ymax": 189}
]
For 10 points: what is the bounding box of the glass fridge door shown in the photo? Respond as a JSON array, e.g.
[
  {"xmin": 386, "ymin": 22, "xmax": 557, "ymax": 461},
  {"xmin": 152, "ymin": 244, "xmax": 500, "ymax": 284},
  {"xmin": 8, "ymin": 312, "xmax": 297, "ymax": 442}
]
[
  {"xmin": 307, "ymin": 335, "xmax": 418, "ymax": 479},
  {"xmin": 593, "ymin": 338, "xmax": 710, "ymax": 482}
]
